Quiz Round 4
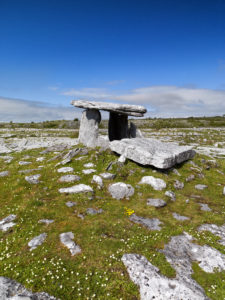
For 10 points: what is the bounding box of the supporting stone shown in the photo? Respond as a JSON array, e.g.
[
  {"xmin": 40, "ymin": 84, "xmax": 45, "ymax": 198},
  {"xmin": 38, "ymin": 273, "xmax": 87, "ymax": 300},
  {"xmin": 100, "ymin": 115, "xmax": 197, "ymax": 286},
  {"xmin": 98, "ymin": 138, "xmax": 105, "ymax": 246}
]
[
  {"xmin": 78, "ymin": 109, "xmax": 101, "ymax": 147},
  {"xmin": 108, "ymin": 112, "xmax": 129, "ymax": 141},
  {"xmin": 129, "ymin": 122, "xmax": 143, "ymax": 138}
]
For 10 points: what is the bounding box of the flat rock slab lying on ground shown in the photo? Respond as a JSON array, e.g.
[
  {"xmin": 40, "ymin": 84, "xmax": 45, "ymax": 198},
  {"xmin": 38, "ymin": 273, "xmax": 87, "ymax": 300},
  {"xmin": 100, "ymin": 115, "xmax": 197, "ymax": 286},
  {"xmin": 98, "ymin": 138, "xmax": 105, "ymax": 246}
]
[
  {"xmin": 25, "ymin": 174, "xmax": 41, "ymax": 184},
  {"xmin": 0, "ymin": 171, "xmax": 9, "ymax": 177},
  {"xmin": 147, "ymin": 198, "xmax": 167, "ymax": 208},
  {"xmin": 60, "ymin": 232, "xmax": 81, "ymax": 256},
  {"xmin": 129, "ymin": 214, "xmax": 163, "ymax": 231},
  {"xmin": 110, "ymin": 138, "xmax": 195, "ymax": 169},
  {"xmin": 139, "ymin": 176, "xmax": 166, "ymax": 191},
  {"xmin": 0, "ymin": 276, "xmax": 57, "ymax": 300},
  {"xmin": 28, "ymin": 233, "xmax": 47, "ymax": 250},
  {"xmin": 58, "ymin": 174, "xmax": 81, "ymax": 183},
  {"xmin": 122, "ymin": 232, "xmax": 225, "ymax": 300},
  {"xmin": 59, "ymin": 184, "xmax": 93, "ymax": 194},
  {"xmin": 71, "ymin": 100, "xmax": 147, "ymax": 117},
  {"xmin": 100, "ymin": 172, "xmax": 116, "ymax": 180},
  {"xmin": 108, "ymin": 182, "xmax": 134, "ymax": 199},
  {"xmin": 0, "ymin": 214, "xmax": 16, "ymax": 232}
]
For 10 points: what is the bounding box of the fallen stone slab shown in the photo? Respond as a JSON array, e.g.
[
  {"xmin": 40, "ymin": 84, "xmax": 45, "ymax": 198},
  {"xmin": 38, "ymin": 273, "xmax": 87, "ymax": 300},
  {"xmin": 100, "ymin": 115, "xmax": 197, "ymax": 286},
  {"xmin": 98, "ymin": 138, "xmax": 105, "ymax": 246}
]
[
  {"xmin": 110, "ymin": 138, "xmax": 195, "ymax": 169},
  {"xmin": 129, "ymin": 214, "xmax": 163, "ymax": 230},
  {"xmin": 147, "ymin": 198, "xmax": 167, "ymax": 208},
  {"xmin": 172, "ymin": 212, "xmax": 190, "ymax": 221},
  {"xmin": 59, "ymin": 184, "xmax": 93, "ymax": 194},
  {"xmin": 0, "ymin": 171, "xmax": 9, "ymax": 177},
  {"xmin": 58, "ymin": 174, "xmax": 81, "ymax": 183},
  {"xmin": 28, "ymin": 233, "xmax": 47, "ymax": 250},
  {"xmin": 71, "ymin": 100, "xmax": 147, "ymax": 117},
  {"xmin": 108, "ymin": 182, "xmax": 134, "ymax": 199},
  {"xmin": 60, "ymin": 232, "xmax": 81, "ymax": 256},
  {"xmin": 0, "ymin": 276, "xmax": 57, "ymax": 300},
  {"xmin": 57, "ymin": 167, "xmax": 74, "ymax": 173},
  {"xmin": 25, "ymin": 174, "xmax": 41, "ymax": 184},
  {"xmin": 139, "ymin": 176, "xmax": 166, "ymax": 191},
  {"xmin": 198, "ymin": 223, "xmax": 225, "ymax": 246},
  {"xmin": 100, "ymin": 172, "xmax": 116, "ymax": 180},
  {"xmin": 0, "ymin": 214, "xmax": 17, "ymax": 232}
]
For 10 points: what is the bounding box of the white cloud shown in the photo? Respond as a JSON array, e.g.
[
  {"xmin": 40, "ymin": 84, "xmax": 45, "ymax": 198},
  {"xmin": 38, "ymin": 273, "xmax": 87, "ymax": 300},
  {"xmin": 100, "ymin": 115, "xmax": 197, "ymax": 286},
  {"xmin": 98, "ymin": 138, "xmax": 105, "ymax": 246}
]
[
  {"xmin": 61, "ymin": 88, "xmax": 111, "ymax": 99},
  {"xmin": 0, "ymin": 97, "xmax": 80, "ymax": 122}
]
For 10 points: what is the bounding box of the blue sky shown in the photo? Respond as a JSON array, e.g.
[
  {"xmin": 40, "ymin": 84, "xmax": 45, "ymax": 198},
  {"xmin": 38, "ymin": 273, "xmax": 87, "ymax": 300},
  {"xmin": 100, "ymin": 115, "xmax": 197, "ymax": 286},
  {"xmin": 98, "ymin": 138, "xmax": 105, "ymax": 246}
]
[{"xmin": 0, "ymin": 0, "xmax": 225, "ymax": 121}]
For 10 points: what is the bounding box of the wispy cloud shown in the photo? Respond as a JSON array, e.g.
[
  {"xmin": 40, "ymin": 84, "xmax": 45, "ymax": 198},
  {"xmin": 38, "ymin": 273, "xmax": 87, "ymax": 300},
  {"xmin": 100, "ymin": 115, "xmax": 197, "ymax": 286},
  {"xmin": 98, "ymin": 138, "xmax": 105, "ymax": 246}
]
[
  {"xmin": 61, "ymin": 88, "xmax": 111, "ymax": 99},
  {"xmin": 0, "ymin": 96, "xmax": 79, "ymax": 122}
]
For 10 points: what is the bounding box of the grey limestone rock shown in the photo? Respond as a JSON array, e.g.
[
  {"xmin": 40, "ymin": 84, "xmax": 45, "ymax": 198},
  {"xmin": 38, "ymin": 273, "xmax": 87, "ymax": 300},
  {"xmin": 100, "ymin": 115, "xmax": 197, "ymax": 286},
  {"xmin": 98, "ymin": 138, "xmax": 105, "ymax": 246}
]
[
  {"xmin": 84, "ymin": 162, "xmax": 95, "ymax": 168},
  {"xmin": 108, "ymin": 182, "xmax": 134, "ymax": 199},
  {"xmin": 25, "ymin": 174, "xmax": 41, "ymax": 184},
  {"xmin": 66, "ymin": 201, "xmax": 77, "ymax": 207},
  {"xmin": 57, "ymin": 167, "xmax": 74, "ymax": 173},
  {"xmin": 58, "ymin": 174, "xmax": 81, "ymax": 183},
  {"xmin": 139, "ymin": 176, "xmax": 166, "ymax": 191},
  {"xmin": 110, "ymin": 138, "xmax": 195, "ymax": 169},
  {"xmin": 59, "ymin": 184, "xmax": 93, "ymax": 194},
  {"xmin": 91, "ymin": 175, "xmax": 103, "ymax": 188},
  {"xmin": 86, "ymin": 208, "xmax": 103, "ymax": 215},
  {"xmin": 165, "ymin": 190, "xmax": 176, "ymax": 201},
  {"xmin": 71, "ymin": 100, "xmax": 147, "ymax": 117},
  {"xmin": 19, "ymin": 161, "xmax": 31, "ymax": 166},
  {"xmin": 198, "ymin": 203, "xmax": 211, "ymax": 212},
  {"xmin": 82, "ymin": 169, "xmax": 96, "ymax": 174},
  {"xmin": 186, "ymin": 174, "xmax": 195, "ymax": 182},
  {"xmin": 78, "ymin": 109, "xmax": 101, "ymax": 147},
  {"xmin": 172, "ymin": 212, "xmax": 190, "ymax": 221},
  {"xmin": 129, "ymin": 214, "xmax": 162, "ymax": 230},
  {"xmin": 223, "ymin": 186, "xmax": 225, "ymax": 195},
  {"xmin": 28, "ymin": 233, "xmax": 47, "ymax": 250},
  {"xmin": 100, "ymin": 172, "xmax": 116, "ymax": 180},
  {"xmin": 198, "ymin": 223, "xmax": 225, "ymax": 246},
  {"xmin": 60, "ymin": 232, "xmax": 81, "ymax": 256},
  {"xmin": 36, "ymin": 157, "xmax": 45, "ymax": 162},
  {"xmin": 58, "ymin": 148, "xmax": 81, "ymax": 165},
  {"xmin": 0, "ymin": 214, "xmax": 16, "ymax": 232},
  {"xmin": 129, "ymin": 122, "xmax": 143, "ymax": 138},
  {"xmin": 147, "ymin": 198, "xmax": 167, "ymax": 208},
  {"xmin": 0, "ymin": 276, "xmax": 57, "ymax": 300},
  {"xmin": 195, "ymin": 184, "xmax": 208, "ymax": 190},
  {"xmin": 0, "ymin": 171, "xmax": 9, "ymax": 177},
  {"xmin": 174, "ymin": 180, "xmax": 184, "ymax": 190},
  {"xmin": 38, "ymin": 219, "xmax": 54, "ymax": 225}
]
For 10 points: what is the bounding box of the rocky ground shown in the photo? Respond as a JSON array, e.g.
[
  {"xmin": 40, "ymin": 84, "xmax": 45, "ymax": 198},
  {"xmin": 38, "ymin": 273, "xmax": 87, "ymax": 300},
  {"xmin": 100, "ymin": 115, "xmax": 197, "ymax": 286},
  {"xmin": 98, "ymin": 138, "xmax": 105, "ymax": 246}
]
[{"xmin": 0, "ymin": 127, "xmax": 225, "ymax": 299}]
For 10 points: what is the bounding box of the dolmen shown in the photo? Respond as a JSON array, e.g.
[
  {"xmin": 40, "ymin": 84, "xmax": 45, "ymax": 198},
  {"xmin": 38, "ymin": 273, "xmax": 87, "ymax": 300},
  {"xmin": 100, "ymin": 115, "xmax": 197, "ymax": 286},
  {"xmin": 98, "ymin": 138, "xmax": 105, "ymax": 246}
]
[{"xmin": 71, "ymin": 100, "xmax": 195, "ymax": 169}]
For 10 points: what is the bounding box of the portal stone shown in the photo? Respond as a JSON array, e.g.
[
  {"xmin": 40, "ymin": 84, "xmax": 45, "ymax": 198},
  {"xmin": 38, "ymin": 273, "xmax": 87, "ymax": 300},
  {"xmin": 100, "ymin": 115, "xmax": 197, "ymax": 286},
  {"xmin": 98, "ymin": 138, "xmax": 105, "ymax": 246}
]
[{"xmin": 78, "ymin": 109, "xmax": 101, "ymax": 147}]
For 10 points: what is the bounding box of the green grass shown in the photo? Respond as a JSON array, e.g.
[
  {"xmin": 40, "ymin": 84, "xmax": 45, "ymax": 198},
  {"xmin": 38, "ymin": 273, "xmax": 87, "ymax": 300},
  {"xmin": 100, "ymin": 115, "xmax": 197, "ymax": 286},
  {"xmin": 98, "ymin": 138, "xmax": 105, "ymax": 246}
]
[{"xmin": 0, "ymin": 131, "xmax": 225, "ymax": 299}]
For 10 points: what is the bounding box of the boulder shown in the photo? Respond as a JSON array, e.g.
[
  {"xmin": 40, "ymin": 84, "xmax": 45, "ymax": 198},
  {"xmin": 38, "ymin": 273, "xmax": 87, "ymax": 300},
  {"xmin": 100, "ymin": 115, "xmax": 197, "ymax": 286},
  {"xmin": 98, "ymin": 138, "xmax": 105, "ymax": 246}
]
[
  {"xmin": 78, "ymin": 109, "xmax": 101, "ymax": 147},
  {"xmin": 147, "ymin": 198, "xmax": 167, "ymax": 208},
  {"xmin": 139, "ymin": 176, "xmax": 166, "ymax": 191},
  {"xmin": 110, "ymin": 138, "xmax": 195, "ymax": 169},
  {"xmin": 108, "ymin": 182, "xmax": 134, "ymax": 199},
  {"xmin": 59, "ymin": 184, "xmax": 93, "ymax": 194}
]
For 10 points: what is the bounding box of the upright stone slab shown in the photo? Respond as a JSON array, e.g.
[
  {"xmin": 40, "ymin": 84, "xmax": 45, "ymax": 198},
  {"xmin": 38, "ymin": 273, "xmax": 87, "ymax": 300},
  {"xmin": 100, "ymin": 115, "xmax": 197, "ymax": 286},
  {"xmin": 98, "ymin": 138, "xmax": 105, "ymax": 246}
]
[
  {"xmin": 108, "ymin": 112, "xmax": 129, "ymax": 141},
  {"xmin": 78, "ymin": 109, "xmax": 101, "ymax": 147}
]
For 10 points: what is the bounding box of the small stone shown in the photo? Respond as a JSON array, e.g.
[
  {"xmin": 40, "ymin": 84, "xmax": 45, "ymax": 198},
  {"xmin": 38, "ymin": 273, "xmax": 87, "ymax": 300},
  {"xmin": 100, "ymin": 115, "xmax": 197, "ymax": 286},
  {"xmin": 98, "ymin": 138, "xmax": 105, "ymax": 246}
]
[
  {"xmin": 147, "ymin": 198, "xmax": 167, "ymax": 208},
  {"xmin": 92, "ymin": 175, "xmax": 103, "ymax": 188},
  {"xmin": 60, "ymin": 232, "xmax": 81, "ymax": 256},
  {"xmin": 108, "ymin": 182, "xmax": 134, "ymax": 199},
  {"xmin": 172, "ymin": 212, "xmax": 190, "ymax": 221},
  {"xmin": 86, "ymin": 208, "xmax": 103, "ymax": 215},
  {"xmin": 19, "ymin": 161, "xmax": 32, "ymax": 166},
  {"xmin": 186, "ymin": 199, "xmax": 189, "ymax": 203},
  {"xmin": 0, "ymin": 171, "xmax": 9, "ymax": 177},
  {"xmin": 223, "ymin": 187, "xmax": 225, "ymax": 195},
  {"xmin": 174, "ymin": 180, "xmax": 184, "ymax": 190},
  {"xmin": 28, "ymin": 233, "xmax": 47, "ymax": 250},
  {"xmin": 57, "ymin": 167, "xmax": 74, "ymax": 173},
  {"xmin": 58, "ymin": 174, "xmax": 81, "ymax": 183},
  {"xmin": 25, "ymin": 174, "xmax": 41, "ymax": 184},
  {"xmin": 59, "ymin": 184, "xmax": 93, "ymax": 194},
  {"xmin": 82, "ymin": 169, "xmax": 96, "ymax": 174},
  {"xmin": 139, "ymin": 176, "xmax": 166, "ymax": 191},
  {"xmin": 198, "ymin": 203, "xmax": 212, "ymax": 211},
  {"xmin": 0, "ymin": 214, "xmax": 16, "ymax": 232},
  {"xmin": 38, "ymin": 219, "xmax": 54, "ymax": 224},
  {"xmin": 165, "ymin": 190, "xmax": 176, "ymax": 201},
  {"xmin": 77, "ymin": 213, "xmax": 85, "ymax": 220},
  {"xmin": 172, "ymin": 168, "xmax": 181, "ymax": 176},
  {"xmin": 100, "ymin": 172, "xmax": 116, "ymax": 180},
  {"xmin": 195, "ymin": 184, "xmax": 208, "ymax": 190},
  {"xmin": 186, "ymin": 174, "xmax": 195, "ymax": 182},
  {"xmin": 129, "ymin": 214, "xmax": 162, "ymax": 230},
  {"xmin": 84, "ymin": 162, "xmax": 95, "ymax": 168},
  {"xmin": 66, "ymin": 201, "xmax": 77, "ymax": 207}
]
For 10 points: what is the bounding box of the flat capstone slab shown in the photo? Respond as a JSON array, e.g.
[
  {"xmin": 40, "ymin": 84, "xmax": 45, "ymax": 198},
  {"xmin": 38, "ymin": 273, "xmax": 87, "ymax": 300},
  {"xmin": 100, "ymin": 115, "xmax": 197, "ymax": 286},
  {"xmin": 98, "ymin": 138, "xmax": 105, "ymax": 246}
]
[
  {"xmin": 71, "ymin": 100, "xmax": 147, "ymax": 117},
  {"xmin": 59, "ymin": 184, "xmax": 93, "ymax": 194},
  {"xmin": 28, "ymin": 233, "xmax": 47, "ymax": 250},
  {"xmin": 108, "ymin": 182, "xmax": 134, "ymax": 199},
  {"xmin": 139, "ymin": 176, "xmax": 166, "ymax": 191},
  {"xmin": 110, "ymin": 138, "xmax": 195, "ymax": 169},
  {"xmin": 147, "ymin": 198, "xmax": 167, "ymax": 208},
  {"xmin": 58, "ymin": 174, "xmax": 81, "ymax": 183},
  {"xmin": 129, "ymin": 214, "xmax": 163, "ymax": 230},
  {"xmin": 60, "ymin": 232, "xmax": 81, "ymax": 256}
]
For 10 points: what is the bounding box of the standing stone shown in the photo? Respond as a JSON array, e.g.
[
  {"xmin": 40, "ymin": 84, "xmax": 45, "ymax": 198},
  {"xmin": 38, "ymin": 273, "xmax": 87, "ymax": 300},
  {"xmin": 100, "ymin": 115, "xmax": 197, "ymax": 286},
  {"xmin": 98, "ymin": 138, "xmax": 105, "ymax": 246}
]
[
  {"xmin": 108, "ymin": 112, "xmax": 129, "ymax": 141},
  {"xmin": 129, "ymin": 122, "xmax": 143, "ymax": 138},
  {"xmin": 79, "ymin": 109, "xmax": 101, "ymax": 147}
]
